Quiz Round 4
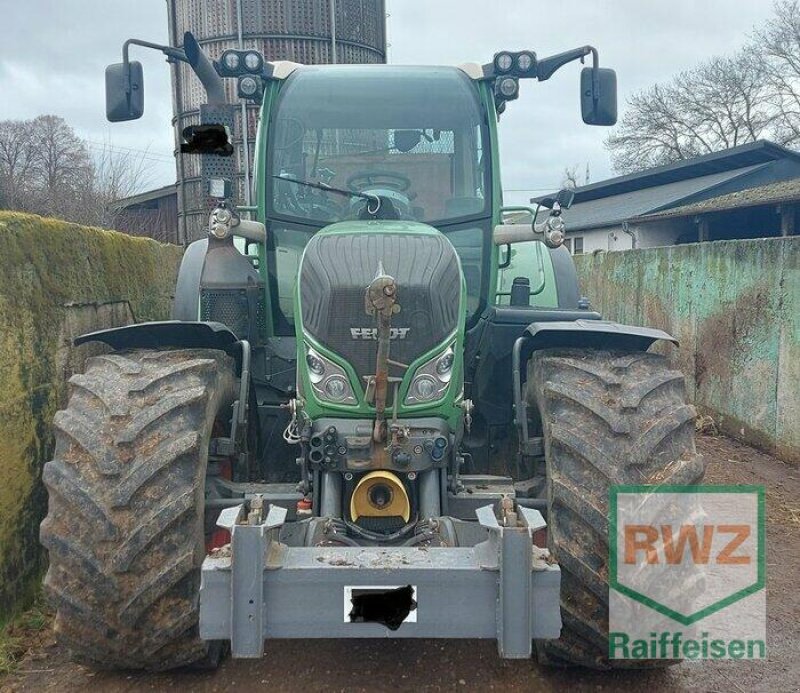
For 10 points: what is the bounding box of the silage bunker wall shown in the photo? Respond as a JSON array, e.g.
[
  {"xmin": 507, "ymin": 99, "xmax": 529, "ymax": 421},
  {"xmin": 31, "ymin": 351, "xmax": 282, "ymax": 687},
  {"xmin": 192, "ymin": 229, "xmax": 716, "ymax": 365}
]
[
  {"xmin": 0, "ymin": 212, "xmax": 183, "ymax": 623},
  {"xmin": 575, "ymin": 237, "xmax": 799, "ymax": 464}
]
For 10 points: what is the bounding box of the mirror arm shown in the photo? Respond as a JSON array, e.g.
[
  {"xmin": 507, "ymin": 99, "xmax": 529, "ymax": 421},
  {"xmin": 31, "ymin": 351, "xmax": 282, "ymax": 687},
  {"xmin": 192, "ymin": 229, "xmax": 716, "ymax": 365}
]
[
  {"xmin": 122, "ymin": 38, "xmax": 187, "ymax": 97},
  {"xmin": 121, "ymin": 33, "xmax": 226, "ymax": 107},
  {"xmin": 536, "ymin": 45, "xmax": 598, "ymax": 82}
]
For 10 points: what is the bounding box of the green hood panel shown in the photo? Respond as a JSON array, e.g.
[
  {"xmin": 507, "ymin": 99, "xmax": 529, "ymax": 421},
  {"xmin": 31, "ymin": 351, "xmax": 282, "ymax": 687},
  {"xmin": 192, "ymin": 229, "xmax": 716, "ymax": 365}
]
[{"xmin": 294, "ymin": 221, "xmax": 466, "ymax": 421}]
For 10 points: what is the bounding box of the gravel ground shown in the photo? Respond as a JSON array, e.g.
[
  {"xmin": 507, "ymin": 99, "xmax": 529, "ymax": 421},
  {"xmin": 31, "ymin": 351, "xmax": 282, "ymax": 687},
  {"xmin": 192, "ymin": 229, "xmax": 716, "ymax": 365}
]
[{"xmin": 3, "ymin": 435, "xmax": 798, "ymax": 693}]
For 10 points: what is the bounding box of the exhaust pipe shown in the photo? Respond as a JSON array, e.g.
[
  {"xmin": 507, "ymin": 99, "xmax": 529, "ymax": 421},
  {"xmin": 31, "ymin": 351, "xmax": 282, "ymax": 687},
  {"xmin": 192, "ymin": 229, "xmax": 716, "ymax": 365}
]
[{"xmin": 183, "ymin": 31, "xmax": 226, "ymax": 106}]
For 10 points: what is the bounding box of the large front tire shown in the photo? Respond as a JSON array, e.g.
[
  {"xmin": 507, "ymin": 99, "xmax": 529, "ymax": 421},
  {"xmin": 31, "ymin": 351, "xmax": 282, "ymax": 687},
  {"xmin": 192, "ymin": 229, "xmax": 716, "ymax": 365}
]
[
  {"xmin": 40, "ymin": 349, "xmax": 237, "ymax": 671},
  {"xmin": 526, "ymin": 349, "xmax": 706, "ymax": 669}
]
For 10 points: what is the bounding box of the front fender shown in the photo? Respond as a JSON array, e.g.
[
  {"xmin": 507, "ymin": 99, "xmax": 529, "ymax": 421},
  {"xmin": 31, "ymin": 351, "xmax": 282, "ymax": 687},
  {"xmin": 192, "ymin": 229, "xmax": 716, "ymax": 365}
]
[
  {"xmin": 511, "ymin": 319, "xmax": 677, "ymax": 453},
  {"xmin": 525, "ymin": 319, "xmax": 677, "ymax": 353},
  {"xmin": 74, "ymin": 320, "xmax": 238, "ymax": 352}
]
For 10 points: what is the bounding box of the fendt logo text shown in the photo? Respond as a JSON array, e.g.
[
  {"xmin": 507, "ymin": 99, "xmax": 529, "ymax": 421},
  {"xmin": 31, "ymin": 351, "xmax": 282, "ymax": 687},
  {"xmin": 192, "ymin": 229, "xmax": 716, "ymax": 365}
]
[
  {"xmin": 350, "ymin": 327, "xmax": 410, "ymax": 340},
  {"xmin": 609, "ymin": 485, "xmax": 766, "ymax": 660}
]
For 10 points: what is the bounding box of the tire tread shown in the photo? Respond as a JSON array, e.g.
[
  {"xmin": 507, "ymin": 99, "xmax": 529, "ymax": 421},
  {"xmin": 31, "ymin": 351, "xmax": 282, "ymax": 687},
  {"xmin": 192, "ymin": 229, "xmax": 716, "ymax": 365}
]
[
  {"xmin": 40, "ymin": 348, "xmax": 236, "ymax": 671},
  {"xmin": 527, "ymin": 348, "xmax": 705, "ymax": 669}
]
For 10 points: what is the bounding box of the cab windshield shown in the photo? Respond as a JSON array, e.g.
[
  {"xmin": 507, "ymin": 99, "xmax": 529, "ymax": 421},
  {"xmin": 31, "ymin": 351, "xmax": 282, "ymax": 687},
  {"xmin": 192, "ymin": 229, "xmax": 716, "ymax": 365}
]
[{"xmin": 267, "ymin": 66, "xmax": 490, "ymax": 225}]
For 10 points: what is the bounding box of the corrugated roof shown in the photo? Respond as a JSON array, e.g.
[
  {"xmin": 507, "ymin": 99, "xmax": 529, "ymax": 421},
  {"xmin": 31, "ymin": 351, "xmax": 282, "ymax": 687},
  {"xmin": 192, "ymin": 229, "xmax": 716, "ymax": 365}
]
[
  {"xmin": 111, "ymin": 184, "xmax": 177, "ymax": 210},
  {"xmin": 639, "ymin": 176, "xmax": 800, "ymax": 220},
  {"xmin": 552, "ymin": 164, "xmax": 766, "ymax": 232},
  {"xmin": 533, "ymin": 140, "xmax": 800, "ymax": 205}
]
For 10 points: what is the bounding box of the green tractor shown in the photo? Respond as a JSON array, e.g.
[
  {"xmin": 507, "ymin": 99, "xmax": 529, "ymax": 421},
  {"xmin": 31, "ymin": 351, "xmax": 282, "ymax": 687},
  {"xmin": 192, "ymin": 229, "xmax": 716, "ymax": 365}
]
[{"xmin": 40, "ymin": 33, "xmax": 705, "ymax": 670}]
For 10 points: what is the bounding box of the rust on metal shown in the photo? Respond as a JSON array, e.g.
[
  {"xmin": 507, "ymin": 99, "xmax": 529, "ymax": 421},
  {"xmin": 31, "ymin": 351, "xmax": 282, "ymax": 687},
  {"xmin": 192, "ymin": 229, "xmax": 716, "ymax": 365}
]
[{"xmin": 364, "ymin": 262, "xmax": 400, "ymax": 443}]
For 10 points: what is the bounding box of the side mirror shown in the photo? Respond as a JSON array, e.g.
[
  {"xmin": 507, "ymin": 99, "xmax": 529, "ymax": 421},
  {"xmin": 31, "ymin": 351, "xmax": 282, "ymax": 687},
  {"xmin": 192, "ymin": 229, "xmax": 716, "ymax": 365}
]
[
  {"xmin": 105, "ymin": 61, "xmax": 144, "ymax": 122},
  {"xmin": 556, "ymin": 188, "xmax": 575, "ymax": 209},
  {"xmin": 580, "ymin": 67, "xmax": 617, "ymax": 126},
  {"xmin": 539, "ymin": 190, "xmax": 574, "ymax": 210}
]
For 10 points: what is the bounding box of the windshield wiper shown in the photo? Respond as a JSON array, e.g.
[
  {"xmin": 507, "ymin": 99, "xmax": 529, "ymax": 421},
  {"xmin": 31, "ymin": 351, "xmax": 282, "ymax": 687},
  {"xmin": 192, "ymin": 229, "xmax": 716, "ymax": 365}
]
[{"xmin": 272, "ymin": 175, "xmax": 380, "ymax": 212}]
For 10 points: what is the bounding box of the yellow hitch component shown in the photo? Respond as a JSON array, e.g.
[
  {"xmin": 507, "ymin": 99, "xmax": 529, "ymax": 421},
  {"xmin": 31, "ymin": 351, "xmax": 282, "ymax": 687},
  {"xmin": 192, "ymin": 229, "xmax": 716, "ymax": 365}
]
[{"xmin": 350, "ymin": 471, "xmax": 410, "ymax": 523}]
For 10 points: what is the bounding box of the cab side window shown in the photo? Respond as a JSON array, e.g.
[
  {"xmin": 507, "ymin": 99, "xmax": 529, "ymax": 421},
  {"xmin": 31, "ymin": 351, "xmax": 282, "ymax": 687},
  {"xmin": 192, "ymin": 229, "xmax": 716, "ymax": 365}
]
[{"xmin": 496, "ymin": 240, "xmax": 546, "ymax": 305}]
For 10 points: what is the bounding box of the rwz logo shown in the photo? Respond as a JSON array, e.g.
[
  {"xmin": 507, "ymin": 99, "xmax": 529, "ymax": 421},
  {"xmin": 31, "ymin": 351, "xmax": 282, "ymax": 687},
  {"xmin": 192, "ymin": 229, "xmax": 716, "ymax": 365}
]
[
  {"xmin": 624, "ymin": 523, "xmax": 751, "ymax": 565},
  {"xmin": 350, "ymin": 327, "xmax": 410, "ymax": 340},
  {"xmin": 608, "ymin": 485, "xmax": 766, "ymax": 661}
]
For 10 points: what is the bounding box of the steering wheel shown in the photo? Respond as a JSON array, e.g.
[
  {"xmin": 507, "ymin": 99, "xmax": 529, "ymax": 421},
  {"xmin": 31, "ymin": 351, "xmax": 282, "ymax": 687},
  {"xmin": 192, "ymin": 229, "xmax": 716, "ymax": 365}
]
[{"xmin": 346, "ymin": 170, "xmax": 412, "ymax": 193}]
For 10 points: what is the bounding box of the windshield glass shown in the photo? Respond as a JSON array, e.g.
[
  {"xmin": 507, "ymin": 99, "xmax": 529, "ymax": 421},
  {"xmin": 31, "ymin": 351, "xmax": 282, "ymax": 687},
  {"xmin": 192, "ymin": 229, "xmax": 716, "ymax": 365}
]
[{"xmin": 267, "ymin": 66, "xmax": 489, "ymax": 225}]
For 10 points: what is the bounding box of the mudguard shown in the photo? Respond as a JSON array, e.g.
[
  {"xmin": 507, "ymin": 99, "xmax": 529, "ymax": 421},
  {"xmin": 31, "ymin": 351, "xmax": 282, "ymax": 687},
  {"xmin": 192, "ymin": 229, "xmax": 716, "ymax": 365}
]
[
  {"xmin": 74, "ymin": 320, "xmax": 238, "ymax": 352},
  {"xmin": 512, "ymin": 319, "xmax": 678, "ymax": 456},
  {"xmin": 525, "ymin": 318, "xmax": 677, "ymax": 352}
]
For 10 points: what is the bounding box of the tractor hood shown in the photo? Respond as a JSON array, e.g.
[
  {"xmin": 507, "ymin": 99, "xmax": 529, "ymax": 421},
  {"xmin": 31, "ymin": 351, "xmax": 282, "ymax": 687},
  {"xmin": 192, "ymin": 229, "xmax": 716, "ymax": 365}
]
[{"xmin": 296, "ymin": 220, "xmax": 464, "ymax": 409}]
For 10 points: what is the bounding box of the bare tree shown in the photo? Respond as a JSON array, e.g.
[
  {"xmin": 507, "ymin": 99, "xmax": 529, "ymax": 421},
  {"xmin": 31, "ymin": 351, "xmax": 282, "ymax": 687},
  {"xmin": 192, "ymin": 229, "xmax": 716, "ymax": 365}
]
[
  {"xmin": 29, "ymin": 115, "xmax": 94, "ymax": 221},
  {"xmin": 0, "ymin": 116, "xmax": 152, "ymax": 227},
  {"xmin": 83, "ymin": 140, "xmax": 153, "ymax": 228},
  {"xmin": 0, "ymin": 120, "xmax": 37, "ymax": 211},
  {"xmin": 561, "ymin": 165, "xmax": 580, "ymax": 189},
  {"xmin": 606, "ymin": 50, "xmax": 776, "ymax": 173},
  {"xmin": 756, "ymin": 0, "xmax": 800, "ymax": 147}
]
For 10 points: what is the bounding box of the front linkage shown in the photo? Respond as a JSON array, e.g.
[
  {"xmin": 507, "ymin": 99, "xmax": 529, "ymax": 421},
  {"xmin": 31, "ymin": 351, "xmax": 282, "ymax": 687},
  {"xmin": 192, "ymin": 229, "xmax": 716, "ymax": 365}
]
[{"xmin": 200, "ymin": 496, "xmax": 561, "ymax": 658}]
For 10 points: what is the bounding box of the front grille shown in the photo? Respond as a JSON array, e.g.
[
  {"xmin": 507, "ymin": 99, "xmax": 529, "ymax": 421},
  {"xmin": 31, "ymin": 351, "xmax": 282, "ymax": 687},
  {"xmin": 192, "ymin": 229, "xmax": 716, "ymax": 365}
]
[{"xmin": 299, "ymin": 231, "xmax": 461, "ymax": 383}]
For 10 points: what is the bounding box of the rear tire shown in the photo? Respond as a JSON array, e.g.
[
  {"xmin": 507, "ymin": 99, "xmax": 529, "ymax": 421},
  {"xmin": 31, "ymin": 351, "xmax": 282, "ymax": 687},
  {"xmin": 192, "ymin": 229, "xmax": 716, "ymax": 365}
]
[
  {"xmin": 525, "ymin": 349, "xmax": 705, "ymax": 669},
  {"xmin": 40, "ymin": 349, "xmax": 237, "ymax": 671}
]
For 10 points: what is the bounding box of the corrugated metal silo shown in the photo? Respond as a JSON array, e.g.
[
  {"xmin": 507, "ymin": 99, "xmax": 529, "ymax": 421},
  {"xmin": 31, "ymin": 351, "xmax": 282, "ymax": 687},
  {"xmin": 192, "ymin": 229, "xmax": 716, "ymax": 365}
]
[{"xmin": 167, "ymin": 0, "xmax": 387, "ymax": 242}]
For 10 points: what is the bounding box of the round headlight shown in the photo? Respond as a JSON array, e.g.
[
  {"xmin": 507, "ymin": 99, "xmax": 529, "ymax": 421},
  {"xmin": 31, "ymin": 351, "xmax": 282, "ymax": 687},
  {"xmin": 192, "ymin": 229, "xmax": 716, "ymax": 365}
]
[
  {"xmin": 239, "ymin": 76, "xmax": 259, "ymax": 97},
  {"xmin": 306, "ymin": 352, "xmax": 325, "ymax": 377},
  {"xmin": 244, "ymin": 51, "xmax": 262, "ymax": 72},
  {"xmin": 411, "ymin": 375, "xmax": 438, "ymax": 401},
  {"xmin": 222, "ymin": 51, "xmax": 240, "ymax": 72},
  {"xmin": 435, "ymin": 350, "xmax": 454, "ymax": 378},
  {"xmin": 543, "ymin": 217, "xmax": 566, "ymax": 248},
  {"xmin": 498, "ymin": 77, "xmax": 519, "ymax": 98},
  {"xmin": 517, "ymin": 52, "xmax": 535, "ymax": 73},
  {"xmin": 209, "ymin": 223, "xmax": 229, "ymax": 239},
  {"xmin": 495, "ymin": 52, "xmax": 513, "ymax": 73},
  {"xmin": 323, "ymin": 375, "xmax": 349, "ymax": 401},
  {"xmin": 208, "ymin": 206, "xmax": 233, "ymax": 239}
]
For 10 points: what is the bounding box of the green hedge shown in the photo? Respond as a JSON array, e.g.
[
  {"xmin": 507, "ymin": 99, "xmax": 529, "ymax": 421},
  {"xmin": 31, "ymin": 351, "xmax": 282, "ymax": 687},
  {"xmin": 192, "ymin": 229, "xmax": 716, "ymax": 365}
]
[{"xmin": 0, "ymin": 212, "xmax": 183, "ymax": 624}]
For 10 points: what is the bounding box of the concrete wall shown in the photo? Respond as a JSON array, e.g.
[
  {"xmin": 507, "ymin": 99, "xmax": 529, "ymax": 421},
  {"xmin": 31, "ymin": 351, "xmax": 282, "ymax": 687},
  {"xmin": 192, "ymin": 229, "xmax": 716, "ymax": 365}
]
[
  {"xmin": 0, "ymin": 212, "xmax": 183, "ymax": 624},
  {"xmin": 576, "ymin": 237, "xmax": 799, "ymax": 463}
]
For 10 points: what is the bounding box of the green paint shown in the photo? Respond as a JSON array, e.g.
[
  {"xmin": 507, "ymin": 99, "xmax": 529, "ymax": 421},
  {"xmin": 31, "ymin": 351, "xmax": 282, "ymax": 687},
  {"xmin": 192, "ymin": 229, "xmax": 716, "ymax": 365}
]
[
  {"xmin": 293, "ymin": 221, "xmax": 467, "ymax": 427},
  {"xmin": 0, "ymin": 212, "xmax": 182, "ymax": 624},
  {"xmin": 252, "ymin": 75, "xmax": 566, "ymax": 430}
]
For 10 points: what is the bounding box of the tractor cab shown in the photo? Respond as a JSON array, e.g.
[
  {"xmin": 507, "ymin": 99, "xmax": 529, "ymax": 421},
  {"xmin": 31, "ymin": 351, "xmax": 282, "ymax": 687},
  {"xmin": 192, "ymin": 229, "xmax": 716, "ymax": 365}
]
[{"xmin": 262, "ymin": 65, "xmax": 492, "ymax": 334}]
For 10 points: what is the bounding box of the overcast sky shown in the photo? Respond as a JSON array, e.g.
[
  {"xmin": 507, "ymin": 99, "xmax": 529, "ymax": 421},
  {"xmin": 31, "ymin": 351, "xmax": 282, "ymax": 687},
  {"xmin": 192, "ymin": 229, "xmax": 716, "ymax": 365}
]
[{"xmin": 0, "ymin": 0, "xmax": 777, "ymax": 204}]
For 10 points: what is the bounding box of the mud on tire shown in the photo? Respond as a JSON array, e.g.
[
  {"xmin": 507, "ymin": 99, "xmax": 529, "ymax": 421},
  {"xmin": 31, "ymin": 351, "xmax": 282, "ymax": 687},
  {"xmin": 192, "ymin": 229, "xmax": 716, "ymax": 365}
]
[
  {"xmin": 40, "ymin": 349, "xmax": 237, "ymax": 671},
  {"xmin": 525, "ymin": 349, "xmax": 706, "ymax": 669}
]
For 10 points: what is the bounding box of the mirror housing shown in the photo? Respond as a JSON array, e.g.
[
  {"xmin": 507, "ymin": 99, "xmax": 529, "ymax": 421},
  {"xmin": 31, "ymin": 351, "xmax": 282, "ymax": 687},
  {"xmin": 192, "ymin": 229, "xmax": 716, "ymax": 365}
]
[
  {"xmin": 581, "ymin": 67, "xmax": 617, "ymax": 126},
  {"xmin": 556, "ymin": 188, "xmax": 576, "ymax": 209},
  {"xmin": 105, "ymin": 61, "xmax": 144, "ymax": 122},
  {"xmin": 539, "ymin": 189, "xmax": 575, "ymax": 210}
]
